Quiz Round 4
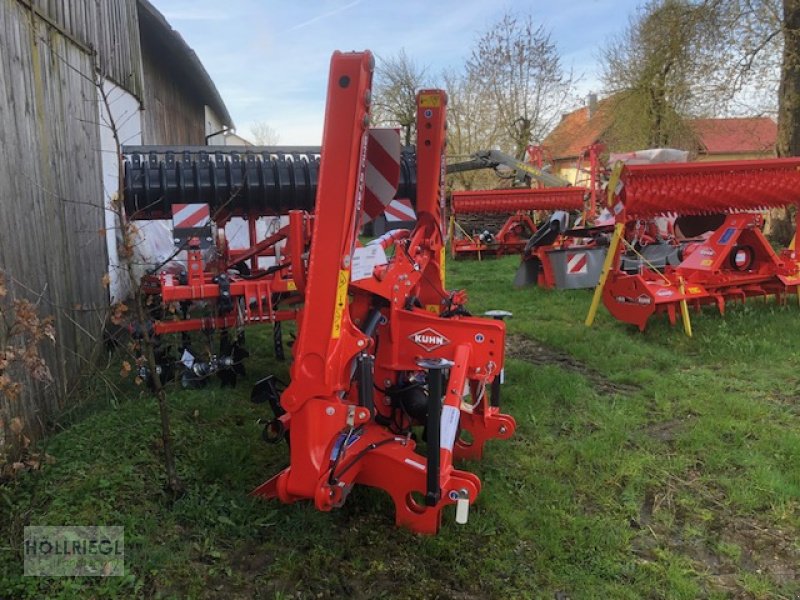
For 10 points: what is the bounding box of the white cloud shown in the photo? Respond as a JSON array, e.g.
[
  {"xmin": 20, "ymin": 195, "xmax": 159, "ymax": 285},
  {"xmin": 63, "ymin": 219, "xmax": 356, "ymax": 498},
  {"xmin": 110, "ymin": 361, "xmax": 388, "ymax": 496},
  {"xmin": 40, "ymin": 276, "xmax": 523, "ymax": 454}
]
[{"xmin": 287, "ymin": 0, "xmax": 363, "ymax": 32}]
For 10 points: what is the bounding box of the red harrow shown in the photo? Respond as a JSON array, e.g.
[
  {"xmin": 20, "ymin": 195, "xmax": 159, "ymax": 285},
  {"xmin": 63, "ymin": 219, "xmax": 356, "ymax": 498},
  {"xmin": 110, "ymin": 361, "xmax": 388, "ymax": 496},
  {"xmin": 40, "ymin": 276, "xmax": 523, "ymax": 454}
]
[
  {"xmin": 448, "ymin": 145, "xmax": 595, "ymax": 260},
  {"xmin": 586, "ymin": 158, "xmax": 800, "ymax": 333},
  {"xmin": 250, "ymin": 51, "xmax": 515, "ymax": 534}
]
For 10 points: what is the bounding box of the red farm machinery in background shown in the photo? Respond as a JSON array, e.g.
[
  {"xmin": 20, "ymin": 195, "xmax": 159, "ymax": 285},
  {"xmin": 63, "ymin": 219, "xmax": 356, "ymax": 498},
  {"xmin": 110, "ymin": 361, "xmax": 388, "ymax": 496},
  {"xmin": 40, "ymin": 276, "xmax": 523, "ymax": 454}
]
[
  {"xmin": 248, "ymin": 51, "xmax": 515, "ymax": 534},
  {"xmin": 448, "ymin": 145, "xmax": 597, "ymax": 260},
  {"xmin": 449, "ymin": 186, "xmax": 586, "ymax": 259},
  {"xmin": 510, "ymin": 143, "xmax": 614, "ymax": 290},
  {"xmin": 585, "ymin": 158, "xmax": 800, "ymax": 334}
]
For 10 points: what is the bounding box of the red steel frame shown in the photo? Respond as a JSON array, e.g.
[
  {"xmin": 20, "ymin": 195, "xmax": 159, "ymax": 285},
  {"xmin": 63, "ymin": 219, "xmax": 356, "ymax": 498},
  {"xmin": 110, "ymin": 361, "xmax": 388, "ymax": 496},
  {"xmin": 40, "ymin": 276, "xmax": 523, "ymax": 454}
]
[
  {"xmin": 140, "ymin": 211, "xmax": 312, "ymax": 335},
  {"xmin": 251, "ymin": 51, "xmax": 515, "ymax": 534},
  {"xmin": 599, "ymin": 158, "xmax": 800, "ymax": 331},
  {"xmin": 573, "ymin": 143, "xmax": 605, "ymax": 221}
]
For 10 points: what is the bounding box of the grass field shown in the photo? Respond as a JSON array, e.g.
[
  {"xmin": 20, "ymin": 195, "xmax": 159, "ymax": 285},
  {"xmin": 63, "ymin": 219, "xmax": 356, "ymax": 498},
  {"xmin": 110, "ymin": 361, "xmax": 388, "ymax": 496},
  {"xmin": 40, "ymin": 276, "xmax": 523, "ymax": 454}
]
[{"xmin": 1, "ymin": 255, "xmax": 799, "ymax": 599}]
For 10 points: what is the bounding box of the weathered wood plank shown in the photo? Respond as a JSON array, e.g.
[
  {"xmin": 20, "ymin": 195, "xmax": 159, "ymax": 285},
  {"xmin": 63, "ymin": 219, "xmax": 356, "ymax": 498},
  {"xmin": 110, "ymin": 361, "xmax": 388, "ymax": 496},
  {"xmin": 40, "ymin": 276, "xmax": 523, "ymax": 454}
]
[{"xmin": 0, "ymin": 0, "xmax": 106, "ymax": 439}]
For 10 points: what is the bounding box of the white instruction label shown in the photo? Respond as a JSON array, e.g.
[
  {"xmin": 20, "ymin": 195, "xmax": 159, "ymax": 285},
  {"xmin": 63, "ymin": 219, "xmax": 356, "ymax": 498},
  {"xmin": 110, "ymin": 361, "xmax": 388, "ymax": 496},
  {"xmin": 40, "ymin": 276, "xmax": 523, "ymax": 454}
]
[
  {"xmin": 440, "ymin": 404, "xmax": 460, "ymax": 452},
  {"xmin": 351, "ymin": 245, "xmax": 388, "ymax": 281},
  {"xmin": 180, "ymin": 349, "xmax": 195, "ymax": 369}
]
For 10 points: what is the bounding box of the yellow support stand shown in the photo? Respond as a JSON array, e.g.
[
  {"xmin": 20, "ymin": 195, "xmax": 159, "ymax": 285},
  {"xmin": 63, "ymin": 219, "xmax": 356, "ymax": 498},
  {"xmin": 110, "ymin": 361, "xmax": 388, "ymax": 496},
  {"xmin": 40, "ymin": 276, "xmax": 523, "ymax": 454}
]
[
  {"xmin": 678, "ymin": 277, "xmax": 693, "ymax": 337},
  {"xmin": 448, "ymin": 214, "xmax": 455, "ymax": 259},
  {"xmin": 585, "ymin": 222, "xmax": 625, "ymax": 326},
  {"xmin": 585, "ymin": 161, "xmax": 626, "ymax": 328}
]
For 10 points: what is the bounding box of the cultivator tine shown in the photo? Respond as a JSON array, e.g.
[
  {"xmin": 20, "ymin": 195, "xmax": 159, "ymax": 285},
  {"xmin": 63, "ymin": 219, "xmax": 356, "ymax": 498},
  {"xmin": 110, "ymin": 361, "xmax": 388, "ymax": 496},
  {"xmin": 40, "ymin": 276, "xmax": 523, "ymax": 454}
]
[
  {"xmin": 273, "ymin": 321, "xmax": 285, "ymax": 361},
  {"xmin": 217, "ymin": 330, "xmax": 249, "ymax": 387},
  {"xmin": 218, "ymin": 330, "xmax": 235, "ymax": 387},
  {"xmin": 233, "ymin": 331, "xmax": 248, "ymax": 377}
]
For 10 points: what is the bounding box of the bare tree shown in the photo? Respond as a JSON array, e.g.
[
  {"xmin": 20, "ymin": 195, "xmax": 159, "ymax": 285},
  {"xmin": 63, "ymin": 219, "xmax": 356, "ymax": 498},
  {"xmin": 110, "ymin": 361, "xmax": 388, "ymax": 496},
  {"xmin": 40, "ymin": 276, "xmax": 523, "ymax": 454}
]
[
  {"xmin": 98, "ymin": 81, "xmax": 184, "ymax": 497},
  {"xmin": 696, "ymin": 0, "xmax": 782, "ymax": 116},
  {"xmin": 601, "ymin": 0, "xmax": 706, "ymax": 151},
  {"xmin": 601, "ymin": 0, "xmax": 783, "ymax": 149},
  {"xmin": 249, "ymin": 121, "xmax": 280, "ymax": 145},
  {"xmin": 466, "ymin": 12, "xmax": 575, "ymax": 160},
  {"xmin": 773, "ymin": 0, "xmax": 800, "ymax": 243},
  {"xmin": 443, "ymin": 68, "xmax": 503, "ymax": 191},
  {"xmin": 372, "ymin": 49, "xmax": 430, "ymax": 146}
]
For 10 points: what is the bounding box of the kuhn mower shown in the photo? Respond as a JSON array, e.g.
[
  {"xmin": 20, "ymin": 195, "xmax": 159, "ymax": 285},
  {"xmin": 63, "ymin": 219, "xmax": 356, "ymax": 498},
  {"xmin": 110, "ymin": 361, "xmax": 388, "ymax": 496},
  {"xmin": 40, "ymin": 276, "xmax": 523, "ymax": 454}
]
[
  {"xmin": 250, "ymin": 51, "xmax": 515, "ymax": 534},
  {"xmin": 586, "ymin": 158, "xmax": 800, "ymax": 333}
]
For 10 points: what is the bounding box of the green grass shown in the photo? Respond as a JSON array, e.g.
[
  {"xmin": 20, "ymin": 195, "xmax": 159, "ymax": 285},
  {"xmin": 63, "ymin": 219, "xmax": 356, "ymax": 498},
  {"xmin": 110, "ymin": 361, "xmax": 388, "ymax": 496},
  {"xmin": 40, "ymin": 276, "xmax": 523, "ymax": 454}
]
[{"xmin": 2, "ymin": 255, "xmax": 800, "ymax": 599}]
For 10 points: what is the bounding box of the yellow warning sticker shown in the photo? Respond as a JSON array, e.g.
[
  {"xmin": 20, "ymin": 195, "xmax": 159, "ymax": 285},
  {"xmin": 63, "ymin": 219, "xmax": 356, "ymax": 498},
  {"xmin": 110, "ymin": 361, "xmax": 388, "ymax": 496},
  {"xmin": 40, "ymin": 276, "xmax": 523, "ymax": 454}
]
[
  {"xmin": 688, "ymin": 286, "xmax": 703, "ymax": 295},
  {"xmin": 425, "ymin": 304, "xmax": 439, "ymax": 314},
  {"xmin": 419, "ymin": 93, "xmax": 440, "ymax": 108},
  {"xmin": 331, "ymin": 269, "xmax": 349, "ymax": 339},
  {"xmin": 701, "ymin": 259, "xmax": 713, "ymax": 266},
  {"xmin": 286, "ymin": 280, "xmax": 297, "ymax": 291},
  {"xmin": 440, "ymin": 246, "xmax": 446, "ymax": 287}
]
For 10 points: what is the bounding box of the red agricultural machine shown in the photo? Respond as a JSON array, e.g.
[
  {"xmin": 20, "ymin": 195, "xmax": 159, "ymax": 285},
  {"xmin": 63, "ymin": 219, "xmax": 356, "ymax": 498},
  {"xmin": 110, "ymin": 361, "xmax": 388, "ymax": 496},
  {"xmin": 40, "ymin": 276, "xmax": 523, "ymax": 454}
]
[
  {"xmin": 512, "ymin": 144, "xmax": 612, "ymax": 290},
  {"xmin": 123, "ymin": 50, "xmax": 515, "ymax": 533},
  {"xmin": 123, "ymin": 134, "xmax": 414, "ymax": 385},
  {"xmin": 449, "ymin": 186, "xmax": 586, "ymax": 259},
  {"xmin": 448, "ymin": 146, "xmax": 589, "ymax": 259},
  {"xmin": 248, "ymin": 51, "xmax": 515, "ymax": 534},
  {"xmin": 585, "ymin": 158, "xmax": 800, "ymax": 334}
]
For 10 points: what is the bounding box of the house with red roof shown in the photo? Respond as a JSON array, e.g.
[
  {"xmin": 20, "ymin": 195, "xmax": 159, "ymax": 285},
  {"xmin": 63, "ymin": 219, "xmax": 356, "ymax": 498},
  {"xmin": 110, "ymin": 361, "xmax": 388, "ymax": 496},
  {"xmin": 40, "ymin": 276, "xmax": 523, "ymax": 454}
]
[
  {"xmin": 542, "ymin": 94, "xmax": 614, "ymax": 184},
  {"xmin": 689, "ymin": 117, "xmax": 777, "ymax": 161},
  {"xmin": 543, "ymin": 95, "xmax": 777, "ymax": 182}
]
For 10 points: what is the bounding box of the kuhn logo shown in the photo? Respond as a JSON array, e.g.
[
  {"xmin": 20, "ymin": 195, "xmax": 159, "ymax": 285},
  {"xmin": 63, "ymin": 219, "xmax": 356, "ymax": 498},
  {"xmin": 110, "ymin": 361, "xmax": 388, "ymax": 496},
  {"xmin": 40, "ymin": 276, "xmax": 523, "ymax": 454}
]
[{"xmin": 409, "ymin": 328, "xmax": 450, "ymax": 352}]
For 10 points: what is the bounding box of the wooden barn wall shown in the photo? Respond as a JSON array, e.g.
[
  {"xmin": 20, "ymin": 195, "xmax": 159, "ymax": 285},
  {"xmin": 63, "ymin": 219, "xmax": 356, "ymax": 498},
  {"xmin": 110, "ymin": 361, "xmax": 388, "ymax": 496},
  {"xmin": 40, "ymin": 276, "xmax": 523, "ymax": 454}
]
[
  {"xmin": 0, "ymin": 0, "xmax": 107, "ymax": 442},
  {"xmin": 139, "ymin": 34, "xmax": 206, "ymax": 144},
  {"xmin": 26, "ymin": 0, "xmax": 143, "ymax": 96}
]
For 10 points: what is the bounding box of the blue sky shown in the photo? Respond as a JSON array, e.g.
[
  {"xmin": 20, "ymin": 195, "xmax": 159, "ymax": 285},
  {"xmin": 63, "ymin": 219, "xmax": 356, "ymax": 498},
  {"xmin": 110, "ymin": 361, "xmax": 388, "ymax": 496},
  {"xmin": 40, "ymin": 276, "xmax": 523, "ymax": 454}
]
[{"xmin": 152, "ymin": 0, "xmax": 643, "ymax": 144}]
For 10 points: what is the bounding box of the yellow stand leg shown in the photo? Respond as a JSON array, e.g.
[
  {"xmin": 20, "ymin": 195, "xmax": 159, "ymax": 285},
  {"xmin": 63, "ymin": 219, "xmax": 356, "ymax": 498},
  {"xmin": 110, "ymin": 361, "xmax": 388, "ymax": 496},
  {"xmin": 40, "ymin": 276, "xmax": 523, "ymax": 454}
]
[
  {"xmin": 586, "ymin": 222, "xmax": 625, "ymax": 326},
  {"xmin": 448, "ymin": 214, "xmax": 456, "ymax": 260},
  {"xmin": 678, "ymin": 277, "xmax": 692, "ymax": 337}
]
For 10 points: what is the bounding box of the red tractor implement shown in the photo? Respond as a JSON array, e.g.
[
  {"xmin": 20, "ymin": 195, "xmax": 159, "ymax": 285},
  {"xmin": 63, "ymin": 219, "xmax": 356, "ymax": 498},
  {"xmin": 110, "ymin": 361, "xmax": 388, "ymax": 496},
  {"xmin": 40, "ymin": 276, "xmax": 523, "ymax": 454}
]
[
  {"xmin": 123, "ymin": 135, "xmax": 409, "ymax": 385},
  {"xmin": 513, "ymin": 144, "xmax": 609, "ymax": 290},
  {"xmin": 586, "ymin": 158, "xmax": 800, "ymax": 333},
  {"xmin": 251, "ymin": 51, "xmax": 515, "ymax": 534},
  {"xmin": 450, "ymin": 186, "xmax": 585, "ymax": 259},
  {"xmin": 447, "ymin": 146, "xmax": 579, "ymax": 259}
]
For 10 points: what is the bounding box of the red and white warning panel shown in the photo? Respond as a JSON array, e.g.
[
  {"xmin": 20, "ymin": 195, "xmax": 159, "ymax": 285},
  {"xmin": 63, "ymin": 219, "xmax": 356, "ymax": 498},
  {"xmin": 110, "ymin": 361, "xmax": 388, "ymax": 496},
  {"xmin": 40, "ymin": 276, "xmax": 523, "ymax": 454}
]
[
  {"xmin": 566, "ymin": 252, "xmax": 589, "ymax": 275},
  {"xmin": 547, "ymin": 246, "xmax": 608, "ymax": 290},
  {"xmin": 172, "ymin": 203, "xmax": 211, "ymax": 229},
  {"xmin": 385, "ymin": 198, "xmax": 416, "ymax": 222},
  {"xmin": 363, "ymin": 128, "xmax": 401, "ymax": 222},
  {"xmin": 172, "ymin": 203, "xmax": 212, "ymax": 247}
]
